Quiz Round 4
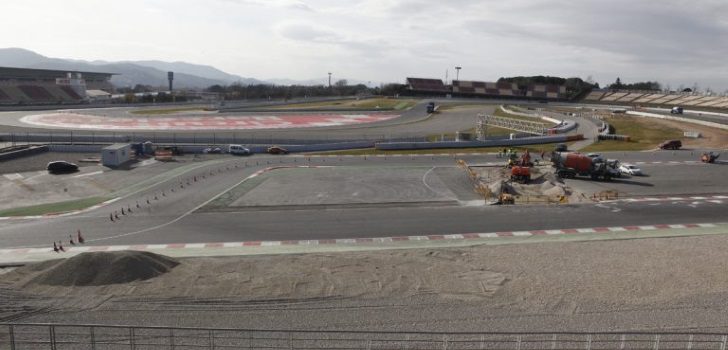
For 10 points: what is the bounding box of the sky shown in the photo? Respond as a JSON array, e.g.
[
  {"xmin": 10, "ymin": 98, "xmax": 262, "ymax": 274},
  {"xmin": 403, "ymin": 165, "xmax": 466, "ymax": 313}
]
[{"xmin": 2, "ymin": 0, "xmax": 728, "ymax": 91}]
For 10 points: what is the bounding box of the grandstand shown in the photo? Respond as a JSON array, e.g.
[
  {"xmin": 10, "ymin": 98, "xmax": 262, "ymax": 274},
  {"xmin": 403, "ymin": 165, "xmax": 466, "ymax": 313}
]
[
  {"xmin": 405, "ymin": 78, "xmax": 448, "ymax": 93},
  {"xmin": 581, "ymin": 89, "xmax": 728, "ymax": 111},
  {"xmin": 0, "ymin": 66, "xmax": 114, "ymax": 105},
  {"xmin": 452, "ymin": 80, "xmax": 522, "ymax": 97},
  {"xmin": 526, "ymin": 84, "xmax": 566, "ymax": 99}
]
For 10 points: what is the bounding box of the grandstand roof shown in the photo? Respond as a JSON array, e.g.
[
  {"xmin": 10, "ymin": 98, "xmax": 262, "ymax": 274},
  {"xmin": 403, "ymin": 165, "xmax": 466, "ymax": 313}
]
[{"xmin": 0, "ymin": 66, "xmax": 115, "ymax": 79}]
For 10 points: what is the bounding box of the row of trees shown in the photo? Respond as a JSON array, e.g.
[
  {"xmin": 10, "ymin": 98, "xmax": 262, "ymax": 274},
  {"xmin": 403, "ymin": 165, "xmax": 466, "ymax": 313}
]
[{"xmin": 205, "ymin": 80, "xmax": 374, "ymax": 100}]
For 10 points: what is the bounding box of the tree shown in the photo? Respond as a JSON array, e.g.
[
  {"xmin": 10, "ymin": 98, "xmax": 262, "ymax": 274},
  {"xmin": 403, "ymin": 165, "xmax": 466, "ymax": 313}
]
[{"xmin": 334, "ymin": 79, "xmax": 348, "ymax": 87}]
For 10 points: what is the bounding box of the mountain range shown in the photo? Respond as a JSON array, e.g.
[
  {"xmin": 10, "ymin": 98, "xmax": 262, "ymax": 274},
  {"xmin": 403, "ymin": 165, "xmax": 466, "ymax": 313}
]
[{"xmin": 0, "ymin": 48, "xmax": 358, "ymax": 89}]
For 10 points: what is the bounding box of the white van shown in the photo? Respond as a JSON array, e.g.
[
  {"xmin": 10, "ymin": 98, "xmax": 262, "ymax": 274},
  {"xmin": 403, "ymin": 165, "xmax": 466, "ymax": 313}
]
[{"xmin": 228, "ymin": 144, "xmax": 251, "ymax": 156}]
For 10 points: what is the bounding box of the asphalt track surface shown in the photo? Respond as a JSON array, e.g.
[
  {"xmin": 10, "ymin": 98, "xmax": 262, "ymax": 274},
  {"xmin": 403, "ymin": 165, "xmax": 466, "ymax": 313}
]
[
  {"xmin": 0, "ymin": 101, "xmax": 492, "ymax": 141},
  {"xmin": 0, "ymin": 151, "xmax": 726, "ymax": 250}
]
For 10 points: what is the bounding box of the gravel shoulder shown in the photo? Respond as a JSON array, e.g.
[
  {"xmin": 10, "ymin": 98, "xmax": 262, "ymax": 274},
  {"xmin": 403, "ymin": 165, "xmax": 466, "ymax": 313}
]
[{"xmin": 4, "ymin": 233, "xmax": 728, "ymax": 331}]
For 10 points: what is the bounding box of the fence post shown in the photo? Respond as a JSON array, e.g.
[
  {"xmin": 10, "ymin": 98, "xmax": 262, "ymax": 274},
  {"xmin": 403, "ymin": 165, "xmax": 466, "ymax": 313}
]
[
  {"xmin": 90, "ymin": 326, "xmax": 96, "ymax": 350},
  {"xmin": 8, "ymin": 325, "xmax": 15, "ymax": 350},
  {"xmin": 209, "ymin": 329, "xmax": 215, "ymax": 350},
  {"xmin": 130, "ymin": 327, "xmax": 135, "ymax": 350},
  {"xmin": 551, "ymin": 334, "xmax": 557, "ymax": 350},
  {"xmin": 721, "ymin": 335, "xmax": 727, "ymax": 350},
  {"xmin": 687, "ymin": 334, "xmax": 693, "ymax": 350},
  {"xmin": 586, "ymin": 334, "xmax": 592, "ymax": 350},
  {"xmin": 169, "ymin": 328, "xmax": 175, "ymax": 350},
  {"xmin": 653, "ymin": 334, "xmax": 660, "ymax": 350},
  {"xmin": 50, "ymin": 325, "xmax": 57, "ymax": 350}
]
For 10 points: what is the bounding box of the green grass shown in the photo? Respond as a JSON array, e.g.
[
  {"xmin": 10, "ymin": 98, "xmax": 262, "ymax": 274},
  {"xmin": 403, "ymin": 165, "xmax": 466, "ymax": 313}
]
[
  {"xmin": 269, "ymin": 98, "xmax": 417, "ymax": 110},
  {"xmin": 131, "ymin": 107, "xmax": 207, "ymax": 115},
  {"xmin": 580, "ymin": 115, "xmax": 684, "ymax": 152},
  {"xmin": 0, "ymin": 197, "xmax": 109, "ymax": 217}
]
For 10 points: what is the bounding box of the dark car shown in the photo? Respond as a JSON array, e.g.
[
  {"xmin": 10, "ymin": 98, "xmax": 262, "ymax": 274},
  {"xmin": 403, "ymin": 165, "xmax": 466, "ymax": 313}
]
[
  {"xmin": 47, "ymin": 161, "xmax": 79, "ymax": 174},
  {"xmin": 659, "ymin": 140, "xmax": 682, "ymax": 150},
  {"xmin": 267, "ymin": 146, "xmax": 289, "ymax": 155}
]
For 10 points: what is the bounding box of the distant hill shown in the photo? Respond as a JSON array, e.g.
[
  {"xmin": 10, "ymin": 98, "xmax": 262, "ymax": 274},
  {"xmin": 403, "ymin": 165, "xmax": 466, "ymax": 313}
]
[{"xmin": 0, "ymin": 48, "xmax": 264, "ymax": 89}]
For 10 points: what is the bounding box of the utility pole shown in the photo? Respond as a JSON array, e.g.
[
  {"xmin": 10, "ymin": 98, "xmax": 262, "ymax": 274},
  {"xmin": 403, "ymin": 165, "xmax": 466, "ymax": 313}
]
[
  {"xmin": 455, "ymin": 66, "xmax": 462, "ymax": 82},
  {"xmin": 328, "ymin": 72, "xmax": 332, "ymax": 88}
]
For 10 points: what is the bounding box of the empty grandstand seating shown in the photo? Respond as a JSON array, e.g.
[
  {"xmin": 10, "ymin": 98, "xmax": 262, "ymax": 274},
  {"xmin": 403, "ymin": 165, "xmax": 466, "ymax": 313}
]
[
  {"xmin": 406, "ymin": 78, "xmax": 447, "ymax": 92},
  {"xmin": 615, "ymin": 93, "xmax": 645, "ymax": 102},
  {"xmin": 584, "ymin": 91, "xmax": 606, "ymax": 101},
  {"xmin": 0, "ymin": 88, "xmax": 10, "ymax": 102},
  {"xmin": 685, "ymin": 96, "xmax": 720, "ymax": 106},
  {"xmin": 526, "ymin": 84, "xmax": 565, "ymax": 99},
  {"xmin": 633, "ymin": 94, "xmax": 664, "ymax": 104},
  {"xmin": 601, "ymin": 92, "xmax": 629, "ymax": 102},
  {"xmin": 452, "ymin": 80, "xmax": 524, "ymax": 97},
  {"xmin": 60, "ymin": 86, "xmax": 82, "ymax": 100},
  {"xmin": 582, "ymin": 90, "xmax": 728, "ymax": 111},
  {"xmin": 0, "ymin": 66, "xmax": 112, "ymax": 105}
]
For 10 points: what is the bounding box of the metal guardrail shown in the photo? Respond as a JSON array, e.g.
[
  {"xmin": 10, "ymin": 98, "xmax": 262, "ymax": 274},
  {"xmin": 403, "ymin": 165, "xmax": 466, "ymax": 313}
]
[{"xmin": 2, "ymin": 323, "xmax": 728, "ymax": 350}]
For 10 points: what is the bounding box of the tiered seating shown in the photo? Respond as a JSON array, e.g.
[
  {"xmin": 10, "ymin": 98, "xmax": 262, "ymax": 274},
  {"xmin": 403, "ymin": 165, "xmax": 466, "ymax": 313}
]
[
  {"xmin": 601, "ymin": 92, "xmax": 629, "ymax": 101},
  {"xmin": 584, "ymin": 91, "xmax": 606, "ymax": 101},
  {"xmin": 649, "ymin": 94, "xmax": 683, "ymax": 104},
  {"xmin": 615, "ymin": 93, "xmax": 646, "ymax": 102},
  {"xmin": 713, "ymin": 99, "xmax": 728, "ymax": 108},
  {"xmin": 18, "ymin": 85, "xmax": 54, "ymax": 102},
  {"xmin": 685, "ymin": 96, "xmax": 720, "ymax": 106},
  {"xmin": 633, "ymin": 94, "xmax": 664, "ymax": 104},
  {"xmin": 452, "ymin": 80, "xmax": 522, "ymax": 96},
  {"xmin": 696, "ymin": 97, "xmax": 727, "ymax": 107},
  {"xmin": 0, "ymin": 88, "xmax": 11, "ymax": 102},
  {"xmin": 0, "ymin": 86, "xmax": 31, "ymax": 103},
  {"xmin": 406, "ymin": 78, "xmax": 447, "ymax": 92},
  {"xmin": 526, "ymin": 84, "xmax": 565, "ymax": 99},
  {"xmin": 60, "ymin": 86, "xmax": 83, "ymax": 100},
  {"xmin": 668, "ymin": 95, "xmax": 704, "ymax": 105}
]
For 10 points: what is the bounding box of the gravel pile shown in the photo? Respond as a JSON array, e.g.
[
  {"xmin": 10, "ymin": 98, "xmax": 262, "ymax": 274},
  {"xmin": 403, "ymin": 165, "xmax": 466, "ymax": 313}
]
[{"xmin": 25, "ymin": 251, "xmax": 179, "ymax": 286}]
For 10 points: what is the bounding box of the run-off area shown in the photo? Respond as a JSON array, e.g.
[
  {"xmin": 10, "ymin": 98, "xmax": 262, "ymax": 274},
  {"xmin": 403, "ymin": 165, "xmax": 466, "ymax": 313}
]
[{"xmin": 203, "ymin": 166, "xmax": 482, "ymax": 210}]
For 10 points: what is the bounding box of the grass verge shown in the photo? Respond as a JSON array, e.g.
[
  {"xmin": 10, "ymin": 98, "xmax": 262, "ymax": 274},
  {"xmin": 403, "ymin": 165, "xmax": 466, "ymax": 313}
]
[
  {"xmin": 581, "ymin": 115, "xmax": 684, "ymax": 152},
  {"xmin": 0, "ymin": 197, "xmax": 109, "ymax": 217}
]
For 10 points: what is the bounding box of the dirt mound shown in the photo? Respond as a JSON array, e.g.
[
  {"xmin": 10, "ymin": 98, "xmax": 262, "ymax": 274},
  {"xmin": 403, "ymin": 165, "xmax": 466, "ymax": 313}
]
[{"xmin": 25, "ymin": 251, "xmax": 179, "ymax": 286}]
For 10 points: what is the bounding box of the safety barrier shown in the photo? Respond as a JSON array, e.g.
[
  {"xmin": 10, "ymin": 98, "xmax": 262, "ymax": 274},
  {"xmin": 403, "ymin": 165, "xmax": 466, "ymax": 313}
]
[
  {"xmin": 598, "ymin": 134, "xmax": 630, "ymax": 141},
  {"xmin": 499, "ymin": 105, "xmax": 578, "ymax": 133},
  {"xmin": 3, "ymin": 323, "xmax": 728, "ymax": 350},
  {"xmin": 375, "ymin": 134, "xmax": 582, "ymax": 151},
  {"xmin": 0, "ymin": 145, "xmax": 48, "ymax": 161}
]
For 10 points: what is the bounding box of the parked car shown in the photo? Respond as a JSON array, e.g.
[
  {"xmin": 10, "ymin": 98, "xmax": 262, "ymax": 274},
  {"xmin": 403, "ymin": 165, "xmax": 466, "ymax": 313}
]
[
  {"xmin": 46, "ymin": 161, "xmax": 79, "ymax": 174},
  {"xmin": 203, "ymin": 147, "xmax": 222, "ymax": 154},
  {"xmin": 619, "ymin": 163, "xmax": 643, "ymax": 176},
  {"xmin": 671, "ymin": 106, "xmax": 683, "ymax": 114},
  {"xmin": 229, "ymin": 144, "xmax": 252, "ymax": 156},
  {"xmin": 659, "ymin": 140, "xmax": 682, "ymax": 150},
  {"xmin": 267, "ymin": 146, "xmax": 289, "ymax": 155}
]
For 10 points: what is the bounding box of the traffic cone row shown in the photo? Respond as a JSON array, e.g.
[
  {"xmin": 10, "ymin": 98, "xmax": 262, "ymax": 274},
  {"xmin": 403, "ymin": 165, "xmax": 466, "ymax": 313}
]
[{"xmin": 52, "ymin": 230, "xmax": 85, "ymax": 253}]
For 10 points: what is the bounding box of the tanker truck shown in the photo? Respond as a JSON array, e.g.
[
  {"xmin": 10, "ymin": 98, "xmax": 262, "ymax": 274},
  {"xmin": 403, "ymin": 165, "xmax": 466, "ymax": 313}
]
[{"xmin": 551, "ymin": 152, "xmax": 619, "ymax": 181}]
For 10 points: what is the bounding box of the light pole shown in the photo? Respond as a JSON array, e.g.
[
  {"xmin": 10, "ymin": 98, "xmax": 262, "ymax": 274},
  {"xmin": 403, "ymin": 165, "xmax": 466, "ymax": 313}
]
[
  {"xmin": 455, "ymin": 66, "xmax": 462, "ymax": 82},
  {"xmin": 328, "ymin": 72, "xmax": 332, "ymax": 88}
]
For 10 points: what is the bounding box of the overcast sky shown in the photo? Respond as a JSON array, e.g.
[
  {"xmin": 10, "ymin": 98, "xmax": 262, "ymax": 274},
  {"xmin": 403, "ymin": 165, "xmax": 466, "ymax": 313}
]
[{"xmin": 2, "ymin": 0, "xmax": 728, "ymax": 90}]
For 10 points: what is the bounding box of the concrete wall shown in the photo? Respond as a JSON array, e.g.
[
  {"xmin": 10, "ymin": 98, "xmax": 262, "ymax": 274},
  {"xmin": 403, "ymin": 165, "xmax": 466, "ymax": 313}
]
[
  {"xmin": 375, "ymin": 135, "xmax": 575, "ymax": 150},
  {"xmin": 0, "ymin": 145, "xmax": 48, "ymax": 161}
]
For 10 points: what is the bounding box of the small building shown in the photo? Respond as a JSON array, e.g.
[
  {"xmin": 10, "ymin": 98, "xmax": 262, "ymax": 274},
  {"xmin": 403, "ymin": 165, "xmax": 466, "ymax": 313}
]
[{"xmin": 102, "ymin": 143, "xmax": 132, "ymax": 167}]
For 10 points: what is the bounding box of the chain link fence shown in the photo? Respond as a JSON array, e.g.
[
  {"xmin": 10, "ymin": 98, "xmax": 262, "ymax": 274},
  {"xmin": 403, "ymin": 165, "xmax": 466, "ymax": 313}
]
[{"xmin": 5, "ymin": 323, "xmax": 727, "ymax": 350}]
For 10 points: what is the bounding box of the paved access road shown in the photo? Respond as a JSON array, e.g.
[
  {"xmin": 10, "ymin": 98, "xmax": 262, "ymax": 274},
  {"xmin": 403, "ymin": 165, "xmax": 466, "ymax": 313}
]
[{"xmin": 0, "ymin": 150, "xmax": 725, "ymax": 250}]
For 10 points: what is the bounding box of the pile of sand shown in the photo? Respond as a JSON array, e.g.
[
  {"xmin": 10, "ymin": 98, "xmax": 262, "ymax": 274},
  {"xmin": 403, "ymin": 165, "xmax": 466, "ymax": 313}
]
[{"xmin": 23, "ymin": 251, "xmax": 179, "ymax": 286}]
